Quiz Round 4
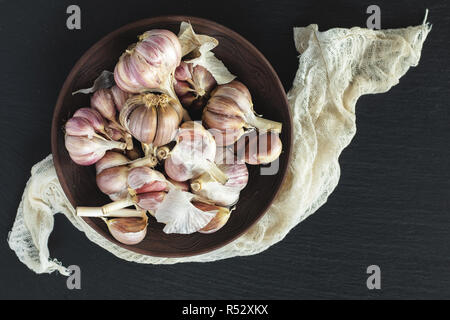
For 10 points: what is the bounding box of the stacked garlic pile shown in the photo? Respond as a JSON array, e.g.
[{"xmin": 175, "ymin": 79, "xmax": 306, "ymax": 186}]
[{"xmin": 66, "ymin": 23, "xmax": 283, "ymax": 245}]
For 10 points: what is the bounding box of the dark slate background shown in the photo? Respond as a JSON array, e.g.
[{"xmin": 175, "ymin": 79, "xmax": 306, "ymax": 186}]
[{"xmin": 0, "ymin": 0, "xmax": 449, "ymax": 300}]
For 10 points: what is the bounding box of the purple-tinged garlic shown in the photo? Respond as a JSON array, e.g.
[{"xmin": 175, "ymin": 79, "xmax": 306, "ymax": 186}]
[
  {"xmin": 203, "ymin": 81, "xmax": 282, "ymax": 146},
  {"xmin": 110, "ymin": 85, "xmax": 131, "ymax": 112},
  {"xmin": 106, "ymin": 215, "xmax": 148, "ymax": 245},
  {"xmin": 190, "ymin": 162, "xmax": 248, "ymax": 207},
  {"xmin": 127, "ymin": 167, "xmax": 168, "ymax": 195},
  {"xmin": 114, "ymin": 29, "xmax": 182, "ymax": 95},
  {"xmin": 193, "ymin": 202, "xmax": 231, "ymax": 234},
  {"xmin": 65, "ymin": 135, "xmax": 127, "ymax": 166},
  {"xmin": 95, "ymin": 151, "xmax": 130, "ymax": 175},
  {"xmin": 174, "ymin": 62, "xmax": 216, "ymax": 110},
  {"xmin": 96, "ymin": 166, "xmax": 129, "ymax": 200},
  {"xmin": 164, "ymin": 121, "xmax": 228, "ymax": 184},
  {"xmin": 236, "ymin": 131, "xmax": 283, "ymax": 165},
  {"xmin": 91, "ymin": 88, "xmax": 116, "ymax": 122},
  {"xmin": 119, "ymin": 93, "xmax": 183, "ymax": 147},
  {"xmin": 73, "ymin": 107, "xmax": 108, "ymax": 136}
]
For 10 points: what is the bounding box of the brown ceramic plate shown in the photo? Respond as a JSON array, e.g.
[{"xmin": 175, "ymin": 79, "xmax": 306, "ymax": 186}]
[{"xmin": 52, "ymin": 16, "xmax": 292, "ymax": 257}]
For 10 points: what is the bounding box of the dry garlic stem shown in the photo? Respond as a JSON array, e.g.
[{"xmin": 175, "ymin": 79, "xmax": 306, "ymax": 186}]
[
  {"xmin": 119, "ymin": 93, "xmax": 183, "ymax": 147},
  {"xmin": 164, "ymin": 121, "xmax": 228, "ymax": 184},
  {"xmin": 203, "ymin": 81, "xmax": 282, "ymax": 146}
]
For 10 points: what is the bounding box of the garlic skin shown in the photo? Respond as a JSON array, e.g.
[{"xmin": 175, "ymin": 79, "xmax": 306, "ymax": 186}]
[
  {"xmin": 237, "ymin": 131, "xmax": 283, "ymax": 165},
  {"xmin": 96, "ymin": 166, "xmax": 129, "ymax": 199},
  {"xmin": 110, "ymin": 85, "xmax": 131, "ymax": 112},
  {"xmin": 119, "ymin": 93, "xmax": 183, "ymax": 147},
  {"xmin": 191, "ymin": 163, "xmax": 248, "ymax": 206},
  {"xmin": 65, "ymin": 135, "xmax": 127, "ymax": 166},
  {"xmin": 106, "ymin": 216, "xmax": 148, "ymax": 245},
  {"xmin": 114, "ymin": 29, "xmax": 182, "ymax": 95},
  {"xmin": 174, "ymin": 62, "xmax": 216, "ymax": 110},
  {"xmin": 65, "ymin": 117, "xmax": 97, "ymax": 138},
  {"xmin": 135, "ymin": 192, "xmax": 166, "ymax": 212},
  {"xmin": 164, "ymin": 121, "xmax": 228, "ymax": 184},
  {"xmin": 127, "ymin": 167, "xmax": 167, "ymax": 194},
  {"xmin": 194, "ymin": 203, "xmax": 231, "ymax": 234},
  {"xmin": 91, "ymin": 88, "xmax": 116, "ymax": 122},
  {"xmin": 203, "ymin": 80, "xmax": 282, "ymax": 146},
  {"xmin": 95, "ymin": 151, "xmax": 130, "ymax": 174},
  {"xmin": 73, "ymin": 108, "xmax": 107, "ymax": 135}
]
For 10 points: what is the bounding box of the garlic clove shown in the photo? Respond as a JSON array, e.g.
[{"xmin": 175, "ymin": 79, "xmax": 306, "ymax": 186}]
[
  {"xmin": 174, "ymin": 62, "xmax": 191, "ymax": 81},
  {"xmin": 65, "ymin": 135, "xmax": 126, "ymax": 158},
  {"xmin": 110, "ymin": 85, "xmax": 131, "ymax": 112},
  {"xmin": 127, "ymin": 167, "xmax": 166, "ymax": 190},
  {"xmin": 95, "ymin": 151, "xmax": 130, "ymax": 175},
  {"xmin": 73, "ymin": 108, "xmax": 107, "ymax": 134},
  {"xmin": 209, "ymin": 128, "xmax": 245, "ymax": 147},
  {"xmin": 136, "ymin": 192, "xmax": 166, "ymax": 212},
  {"xmin": 65, "ymin": 117, "xmax": 96, "ymax": 138},
  {"xmin": 69, "ymin": 151, "xmax": 105, "ymax": 166},
  {"xmin": 96, "ymin": 166, "xmax": 129, "ymax": 196},
  {"xmin": 193, "ymin": 202, "xmax": 231, "ymax": 234},
  {"xmin": 127, "ymin": 102, "xmax": 158, "ymax": 144},
  {"xmin": 164, "ymin": 156, "xmax": 192, "ymax": 182},
  {"xmin": 203, "ymin": 110, "xmax": 246, "ymax": 131},
  {"xmin": 91, "ymin": 88, "xmax": 116, "ymax": 121},
  {"xmin": 152, "ymin": 104, "xmax": 180, "ymax": 147},
  {"xmin": 106, "ymin": 216, "xmax": 148, "ymax": 245},
  {"xmin": 239, "ymin": 131, "xmax": 283, "ymax": 165}
]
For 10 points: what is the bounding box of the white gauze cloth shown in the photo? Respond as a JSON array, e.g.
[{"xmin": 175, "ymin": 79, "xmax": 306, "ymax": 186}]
[{"xmin": 8, "ymin": 19, "xmax": 430, "ymax": 275}]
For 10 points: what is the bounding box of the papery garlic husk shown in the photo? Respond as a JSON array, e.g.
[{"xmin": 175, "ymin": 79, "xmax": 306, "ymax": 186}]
[
  {"xmin": 203, "ymin": 80, "xmax": 282, "ymax": 146},
  {"xmin": 164, "ymin": 121, "xmax": 228, "ymax": 184},
  {"xmin": 114, "ymin": 29, "xmax": 182, "ymax": 96},
  {"xmin": 193, "ymin": 202, "xmax": 231, "ymax": 234},
  {"xmin": 119, "ymin": 93, "xmax": 183, "ymax": 147},
  {"xmin": 106, "ymin": 215, "xmax": 148, "ymax": 245},
  {"xmin": 65, "ymin": 135, "xmax": 127, "ymax": 166},
  {"xmin": 236, "ymin": 131, "xmax": 283, "ymax": 165},
  {"xmin": 95, "ymin": 151, "xmax": 130, "ymax": 174},
  {"xmin": 191, "ymin": 163, "xmax": 248, "ymax": 206},
  {"xmin": 174, "ymin": 62, "xmax": 216, "ymax": 110},
  {"xmin": 154, "ymin": 188, "xmax": 216, "ymax": 234},
  {"xmin": 127, "ymin": 166, "xmax": 167, "ymax": 194}
]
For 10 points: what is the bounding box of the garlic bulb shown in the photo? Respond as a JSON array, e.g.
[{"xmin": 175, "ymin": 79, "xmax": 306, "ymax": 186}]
[
  {"xmin": 114, "ymin": 29, "xmax": 182, "ymax": 95},
  {"xmin": 91, "ymin": 88, "xmax": 117, "ymax": 122},
  {"xmin": 191, "ymin": 162, "xmax": 248, "ymax": 206},
  {"xmin": 106, "ymin": 215, "xmax": 148, "ymax": 245},
  {"xmin": 119, "ymin": 93, "xmax": 183, "ymax": 147},
  {"xmin": 65, "ymin": 135, "xmax": 126, "ymax": 166},
  {"xmin": 236, "ymin": 131, "xmax": 283, "ymax": 165},
  {"xmin": 203, "ymin": 80, "xmax": 282, "ymax": 146},
  {"xmin": 110, "ymin": 85, "xmax": 131, "ymax": 112},
  {"xmin": 174, "ymin": 62, "xmax": 216, "ymax": 110},
  {"xmin": 193, "ymin": 202, "xmax": 231, "ymax": 234},
  {"xmin": 164, "ymin": 121, "xmax": 228, "ymax": 184}
]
